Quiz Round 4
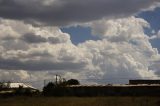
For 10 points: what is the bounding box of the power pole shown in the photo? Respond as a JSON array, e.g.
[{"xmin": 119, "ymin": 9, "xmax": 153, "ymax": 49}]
[{"xmin": 55, "ymin": 75, "xmax": 58, "ymax": 85}]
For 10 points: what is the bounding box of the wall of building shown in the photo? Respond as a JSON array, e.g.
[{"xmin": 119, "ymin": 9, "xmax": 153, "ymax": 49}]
[{"xmin": 129, "ymin": 80, "xmax": 160, "ymax": 85}]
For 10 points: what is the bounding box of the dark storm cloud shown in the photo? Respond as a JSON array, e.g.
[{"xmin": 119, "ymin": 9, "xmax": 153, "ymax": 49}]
[
  {"xmin": 2, "ymin": 36, "xmax": 16, "ymax": 41},
  {"xmin": 21, "ymin": 33, "xmax": 64, "ymax": 44},
  {"xmin": 21, "ymin": 33, "xmax": 47, "ymax": 43},
  {"xmin": 0, "ymin": 0, "xmax": 159, "ymax": 26},
  {"xmin": 48, "ymin": 37, "xmax": 61, "ymax": 44},
  {"xmin": 0, "ymin": 57, "xmax": 87, "ymax": 71}
]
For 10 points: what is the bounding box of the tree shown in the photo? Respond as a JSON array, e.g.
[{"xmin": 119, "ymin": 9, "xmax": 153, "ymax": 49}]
[
  {"xmin": 42, "ymin": 79, "xmax": 80, "ymax": 96},
  {"xmin": 0, "ymin": 82, "xmax": 3, "ymax": 90},
  {"xmin": 66, "ymin": 79, "xmax": 80, "ymax": 85},
  {"xmin": 43, "ymin": 82, "xmax": 56, "ymax": 96}
]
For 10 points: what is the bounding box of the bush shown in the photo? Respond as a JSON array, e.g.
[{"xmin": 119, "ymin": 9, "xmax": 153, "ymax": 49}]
[
  {"xmin": 43, "ymin": 82, "xmax": 56, "ymax": 96},
  {"xmin": 42, "ymin": 79, "xmax": 80, "ymax": 96},
  {"xmin": 66, "ymin": 79, "xmax": 80, "ymax": 85}
]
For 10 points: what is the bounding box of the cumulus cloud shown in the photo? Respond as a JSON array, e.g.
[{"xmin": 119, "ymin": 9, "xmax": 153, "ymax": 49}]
[
  {"xmin": 86, "ymin": 17, "xmax": 150, "ymax": 42},
  {"xmin": 149, "ymin": 30, "xmax": 160, "ymax": 39},
  {"xmin": 0, "ymin": 0, "xmax": 159, "ymax": 26},
  {"xmin": 78, "ymin": 39, "xmax": 159, "ymax": 84},
  {"xmin": 0, "ymin": 17, "xmax": 160, "ymax": 88},
  {"xmin": 76, "ymin": 17, "xmax": 160, "ymax": 83},
  {"xmin": 0, "ymin": 18, "xmax": 88, "ymax": 72},
  {"xmin": 0, "ymin": 70, "xmax": 30, "ymax": 81},
  {"xmin": 0, "ymin": 70, "xmax": 60, "ymax": 89},
  {"xmin": 21, "ymin": 33, "xmax": 47, "ymax": 43},
  {"xmin": 1, "ymin": 0, "xmax": 160, "ymax": 89}
]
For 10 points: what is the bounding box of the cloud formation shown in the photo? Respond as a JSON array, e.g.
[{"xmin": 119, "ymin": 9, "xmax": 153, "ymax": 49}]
[
  {"xmin": 86, "ymin": 17, "xmax": 149, "ymax": 41},
  {"xmin": 0, "ymin": 0, "xmax": 159, "ymax": 26},
  {"xmin": 0, "ymin": 18, "xmax": 88, "ymax": 72},
  {"xmin": 1, "ymin": 0, "xmax": 160, "ymax": 89},
  {"xmin": 1, "ymin": 17, "xmax": 160, "ymax": 87}
]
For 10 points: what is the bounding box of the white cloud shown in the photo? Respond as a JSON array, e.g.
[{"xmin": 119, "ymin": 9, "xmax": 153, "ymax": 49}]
[
  {"xmin": 0, "ymin": 18, "xmax": 89, "ymax": 72},
  {"xmin": 76, "ymin": 17, "xmax": 160, "ymax": 83},
  {"xmin": 86, "ymin": 17, "xmax": 149, "ymax": 42},
  {"xmin": 0, "ymin": 70, "xmax": 30, "ymax": 81},
  {"xmin": 0, "ymin": 17, "xmax": 160, "ymax": 88},
  {"xmin": 78, "ymin": 39, "xmax": 159, "ymax": 84},
  {"xmin": 149, "ymin": 30, "xmax": 160, "ymax": 39}
]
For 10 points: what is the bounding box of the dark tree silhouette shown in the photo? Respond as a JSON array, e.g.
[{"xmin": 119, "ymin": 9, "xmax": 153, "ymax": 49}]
[
  {"xmin": 66, "ymin": 79, "xmax": 80, "ymax": 85},
  {"xmin": 43, "ymin": 82, "xmax": 56, "ymax": 96},
  {"xmin": 0, "ymin": 82, "xmax": 3, "ymax": 89},
  {"xmin": 42, "ymin": 79, "xmax": 80, "ymax": 96}
]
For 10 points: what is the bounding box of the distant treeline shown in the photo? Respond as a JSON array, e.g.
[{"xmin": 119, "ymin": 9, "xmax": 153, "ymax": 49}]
[
  {"xmin": 43, "ymin": 86, "xmax": 160, "ymax": 97},
  {"xmin": 42, "ymin": 79, "xmax": 160, "ymax": 96},
  {"xmin": 1, "ymin": 79, "xmax": 160, "ymax": 97},
  {"xmin": 43, "ymin": 79, "xmax": 80, "ymax": 96}
]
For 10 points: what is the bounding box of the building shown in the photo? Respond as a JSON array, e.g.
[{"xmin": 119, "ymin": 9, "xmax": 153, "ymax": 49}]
[
  {"xmin": 0, "ymin": 82, "xmax": 38, "ymax": 94},
  {"xmin": 129, "ymin": 80, "xmax": 160, "ymax": 85}
]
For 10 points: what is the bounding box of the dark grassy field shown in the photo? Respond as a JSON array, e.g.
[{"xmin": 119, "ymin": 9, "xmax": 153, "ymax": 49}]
[{"xmin": 0, "ymin": 96, "xmax": 160, "ymax": 106}]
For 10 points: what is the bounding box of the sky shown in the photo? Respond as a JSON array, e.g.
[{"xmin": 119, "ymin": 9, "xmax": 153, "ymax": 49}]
[
  {"xmin": 138, "ymin": 7, "xmax": 160, "ymax": 52},
  {"xmin": 0, "ymin": 0, "xmax": 160, "ymax": 89}
]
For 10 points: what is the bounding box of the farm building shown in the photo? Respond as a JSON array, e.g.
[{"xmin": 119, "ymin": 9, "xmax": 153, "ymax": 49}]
[
  {"xmin": 0, "ymin": 82, "xmax": 38, "ymax": 94},
  {"xmin": 65, "ymin": 84, "xmax": 160, "ymax": 96},
  {"xmin": 43, "ymin": 84, "xmax": 160, "ymax": 96},
  {"xmin": 129, "ymin": 79, "xmax": 160, "ymax": 85}
]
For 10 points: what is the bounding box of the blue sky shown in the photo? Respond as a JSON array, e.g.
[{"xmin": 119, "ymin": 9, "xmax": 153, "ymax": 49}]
[
  {"xmin": 61, "ymin": 26, "xmax": 99, "ymax": 45},
  {"xmin": 139, "ymin": 7, "xmax": 160, "ymax": 52},
  {"xmin": 61, "ymin": 7, "xmax": 160, "ymax": 51}
]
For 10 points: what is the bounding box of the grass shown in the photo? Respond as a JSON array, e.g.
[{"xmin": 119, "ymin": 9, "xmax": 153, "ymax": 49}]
[{"xmin": 0, "ymin": 96, "xmax": 160, "ymax": 106}]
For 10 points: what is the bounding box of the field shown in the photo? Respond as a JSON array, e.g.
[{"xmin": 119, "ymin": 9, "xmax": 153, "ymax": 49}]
[{"xmin": 0, "ymin": 96, "xmax": 160, "ymax": 106}]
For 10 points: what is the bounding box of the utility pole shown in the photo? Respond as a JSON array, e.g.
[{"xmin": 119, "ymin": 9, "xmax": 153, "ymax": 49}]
[
  {"xmin": 55, "ymin": 74, "xmax": 65, "ymax": 85},
  {"xmin": 44, "ymin": 80, "xmax": 46, "ymax": 87},
  {"xmin": 56, "ymin": 74, "xmax": 59, "ymax": 85},
  {"xmin": 59, "ymin": 75, "xmax": 62, "ymax": 84}
]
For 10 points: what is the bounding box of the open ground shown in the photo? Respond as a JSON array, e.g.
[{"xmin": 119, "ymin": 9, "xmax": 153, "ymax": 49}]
[{"xmin": 0, "ymin": 96, "xmax": 160, "ymax": 106}]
